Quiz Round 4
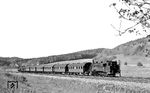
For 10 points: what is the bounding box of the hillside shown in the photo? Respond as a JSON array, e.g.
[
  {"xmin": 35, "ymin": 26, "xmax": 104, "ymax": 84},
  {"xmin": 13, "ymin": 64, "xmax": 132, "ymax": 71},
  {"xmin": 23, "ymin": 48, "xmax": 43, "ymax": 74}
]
[
  {"xmin": 21, "ymin": 48, "xmax": 106, "ymax": 66},
  {"xmin": 2, "ymin": 35, "xmax": 150, "ymax": 67},
  {"xmin": 0, "ymin": 57, "xmax": 23, "ymax": 67},
  {"xmin": 0, "ymin": 48, "xmax": 106, "ymax": 67},
  {"xmin": 95, "ymin": 35, "xmax": 150, "ymax": 66}
]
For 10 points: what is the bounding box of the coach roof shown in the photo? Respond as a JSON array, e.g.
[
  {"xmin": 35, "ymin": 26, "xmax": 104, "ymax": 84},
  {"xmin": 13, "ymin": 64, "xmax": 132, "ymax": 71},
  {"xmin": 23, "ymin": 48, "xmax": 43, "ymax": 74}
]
[
  {"xmin": 32, "ymin": 59, "xmax": 93, "ymax": 67},
  {"xmin": 53, "ymin": 64, "xmax": 68, "ymax": 67},
  {"xmin": 68, "ymin": 63, "xmax": 87, "ymax": 67}
]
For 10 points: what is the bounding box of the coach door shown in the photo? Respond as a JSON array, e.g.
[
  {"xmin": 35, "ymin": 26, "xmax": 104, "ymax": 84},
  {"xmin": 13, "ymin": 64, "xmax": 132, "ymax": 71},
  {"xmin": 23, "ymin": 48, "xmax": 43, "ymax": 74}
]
[{"xmin": 65, "ymin": 64, "xmax": 69, "ymax": 73}]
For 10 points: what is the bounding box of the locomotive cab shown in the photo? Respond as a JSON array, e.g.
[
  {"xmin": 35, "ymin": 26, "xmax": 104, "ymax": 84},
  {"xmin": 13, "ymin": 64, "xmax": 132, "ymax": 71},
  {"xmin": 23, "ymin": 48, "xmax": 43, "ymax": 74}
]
[
  {"xmin": 91, "ymin": 60, "xmax": 120, "ymax": 77},
  {"xmin": 107, "ymin": 61, "xmax": 120, "ymax": 76}
]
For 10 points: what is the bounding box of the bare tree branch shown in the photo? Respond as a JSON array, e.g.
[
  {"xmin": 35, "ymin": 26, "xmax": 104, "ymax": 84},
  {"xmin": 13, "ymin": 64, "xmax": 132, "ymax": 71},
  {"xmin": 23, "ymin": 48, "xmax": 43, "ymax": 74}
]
[{"xmin": 110, "ymin": 0, "xmax": 150, "ymax": 35}]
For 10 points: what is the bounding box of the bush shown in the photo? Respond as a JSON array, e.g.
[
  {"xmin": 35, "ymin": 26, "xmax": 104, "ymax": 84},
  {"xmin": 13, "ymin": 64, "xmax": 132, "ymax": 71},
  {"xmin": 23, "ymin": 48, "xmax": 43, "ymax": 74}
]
[
  {"xmin": 137, "ymin": 62, "xmax": 143, "ymax": 66},
  {"xmin": 124, "ymin": 62, "xmax": 128, "ymax": 65}
]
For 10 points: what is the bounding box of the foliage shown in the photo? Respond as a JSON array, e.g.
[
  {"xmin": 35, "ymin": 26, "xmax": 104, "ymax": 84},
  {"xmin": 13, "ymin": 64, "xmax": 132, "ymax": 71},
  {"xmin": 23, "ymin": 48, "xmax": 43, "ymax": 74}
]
[
  {"xmin": 137, "ymin": 62, "xmax": 143, "ymax": 66},
  {"xmin": 0, "ymin": 57, "xmax": 23, "ymax": 67},
  {"xmin": 0, "ymin": 48, "xmax": 105, "ymax": 66},
  {"xmin": 124, "ymin": 62, "xmax": 128, "ymax": 65},
  {"xmin": 110, "ymin": 0, "xmax": 150, "ymax": 35},
  {"xmin": 34, "ymin": 48, "xmax": 104, "ymax": 65}
]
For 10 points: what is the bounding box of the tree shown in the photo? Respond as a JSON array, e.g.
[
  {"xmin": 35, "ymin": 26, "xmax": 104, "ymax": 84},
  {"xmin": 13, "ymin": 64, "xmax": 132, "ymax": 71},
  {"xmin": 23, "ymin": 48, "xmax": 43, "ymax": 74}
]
[
  {"xmin": 137, "ymin": 62, "xmax": 143, "ymax": 66},
  {"xmin": 124, "ymin": 62, "xmax": 128, "ymax": 65},
  {"xmin": 110, "ymin": 0, "xmax": 150, "ymax": 36}
]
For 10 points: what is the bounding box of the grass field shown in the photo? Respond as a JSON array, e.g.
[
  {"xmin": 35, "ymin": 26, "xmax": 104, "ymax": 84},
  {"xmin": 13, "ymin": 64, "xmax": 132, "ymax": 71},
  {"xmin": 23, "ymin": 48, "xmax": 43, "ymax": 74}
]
[
  {"xmin": 0, "ymin": 69, "xmax": 36, "ymax": 93},
  {"xmin": 9, "ymin": 73, "xmax": 150, "ymax": 93},
  {"xmin": 121, "ymin": 65, "xmax": 150, "ymax": 78},
  {"xmin": 1, "ymin": 65, "xmax": 150, "ymax": 93}
]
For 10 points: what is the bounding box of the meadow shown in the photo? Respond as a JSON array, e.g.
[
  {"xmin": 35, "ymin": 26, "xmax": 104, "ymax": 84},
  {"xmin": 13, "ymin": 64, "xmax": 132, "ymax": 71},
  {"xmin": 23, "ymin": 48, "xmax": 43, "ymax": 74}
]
[{"xmin": 121, "ymin": 65, "xmax": 150, "ymax": 78}]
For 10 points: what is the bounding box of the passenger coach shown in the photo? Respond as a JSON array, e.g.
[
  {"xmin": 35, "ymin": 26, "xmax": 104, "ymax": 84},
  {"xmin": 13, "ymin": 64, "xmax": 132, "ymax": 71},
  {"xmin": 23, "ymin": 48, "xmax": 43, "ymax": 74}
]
[{"xmin": 18, "ymin": 58, "xmax": 121, "ymax": 77}]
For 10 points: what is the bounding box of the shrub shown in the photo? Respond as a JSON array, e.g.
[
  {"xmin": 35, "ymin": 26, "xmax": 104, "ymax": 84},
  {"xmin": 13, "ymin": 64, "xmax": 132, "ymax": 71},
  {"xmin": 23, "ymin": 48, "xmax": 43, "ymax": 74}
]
[
  {"xmin": 124, "ymin": 62, "xmax": 128, "ymax": 65},
  {"xmin": 137, "ymin": 62, "xmax": 143, "ymax": 66}
]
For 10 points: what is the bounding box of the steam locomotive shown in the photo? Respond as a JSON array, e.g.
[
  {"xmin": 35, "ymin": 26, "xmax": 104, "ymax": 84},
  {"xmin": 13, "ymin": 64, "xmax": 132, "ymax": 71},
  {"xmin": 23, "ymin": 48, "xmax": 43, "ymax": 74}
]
[{"xmin": 18, "ymin": 59, "xmax": 121, "ymax": 77}]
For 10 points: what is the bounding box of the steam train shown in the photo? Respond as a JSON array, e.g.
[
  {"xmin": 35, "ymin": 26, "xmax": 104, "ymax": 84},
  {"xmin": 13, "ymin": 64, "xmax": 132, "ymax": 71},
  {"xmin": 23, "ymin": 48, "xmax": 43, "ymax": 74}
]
[{"xmin": 18, "ymin": 59, "xmax": 121, "ymax": 77}]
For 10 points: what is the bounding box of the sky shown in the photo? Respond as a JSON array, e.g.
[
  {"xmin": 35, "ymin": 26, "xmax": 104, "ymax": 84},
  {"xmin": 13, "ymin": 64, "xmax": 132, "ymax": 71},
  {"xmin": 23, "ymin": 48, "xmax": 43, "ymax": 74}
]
[{"xmin": 0, "ymin": 0, "xmax": 148, "ymax": 58}]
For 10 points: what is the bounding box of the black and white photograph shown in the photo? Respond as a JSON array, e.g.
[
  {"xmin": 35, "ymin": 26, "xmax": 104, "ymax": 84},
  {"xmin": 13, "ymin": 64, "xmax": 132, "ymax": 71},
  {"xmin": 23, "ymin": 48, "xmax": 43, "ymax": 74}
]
[{"xmin": 0, "ymin": 0, "xmax": 150, "ymax": 93}]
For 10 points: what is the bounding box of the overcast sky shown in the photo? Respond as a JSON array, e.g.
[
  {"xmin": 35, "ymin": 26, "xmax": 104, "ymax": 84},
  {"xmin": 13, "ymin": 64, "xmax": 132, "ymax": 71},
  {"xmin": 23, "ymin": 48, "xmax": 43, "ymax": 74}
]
[{"xmin": 0, "ymin": 0, "xmax": 147, "ymax": 58}]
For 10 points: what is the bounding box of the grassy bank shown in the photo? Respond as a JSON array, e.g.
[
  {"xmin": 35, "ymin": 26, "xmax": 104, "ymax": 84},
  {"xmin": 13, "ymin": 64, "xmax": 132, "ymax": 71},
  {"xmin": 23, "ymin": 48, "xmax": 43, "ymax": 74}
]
[
  {"xmin": 16, "ymin": 73, "xmax": 150, "ymax": 93},
  {"xmin": 0, "ymin": 70, "xmax": 36, "ymax": 93}
]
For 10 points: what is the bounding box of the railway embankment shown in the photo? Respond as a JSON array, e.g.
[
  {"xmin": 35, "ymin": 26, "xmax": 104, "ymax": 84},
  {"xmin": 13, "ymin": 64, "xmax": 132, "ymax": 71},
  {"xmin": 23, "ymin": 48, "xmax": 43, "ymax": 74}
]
[{"xmin": 11, "ymin": 72, "xmax": 150, "ymax": 93}]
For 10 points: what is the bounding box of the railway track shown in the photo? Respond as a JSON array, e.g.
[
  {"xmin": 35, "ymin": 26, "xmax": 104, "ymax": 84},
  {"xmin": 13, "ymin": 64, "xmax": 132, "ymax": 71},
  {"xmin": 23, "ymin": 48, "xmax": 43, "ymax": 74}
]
[
  {"xmin": 9, "ymin": 72, "xmax": 150, "ymax": 90},
  {"xmin": 10, "ymin": 71, "xmax": 150, "ymax": 84}
]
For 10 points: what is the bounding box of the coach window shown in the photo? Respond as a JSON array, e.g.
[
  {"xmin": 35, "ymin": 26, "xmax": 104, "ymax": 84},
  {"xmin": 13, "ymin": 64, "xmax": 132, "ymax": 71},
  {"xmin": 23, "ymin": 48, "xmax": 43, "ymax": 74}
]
[{"xmin": 103, "ymin": 63, "xmax": 107, "ymax": 67}]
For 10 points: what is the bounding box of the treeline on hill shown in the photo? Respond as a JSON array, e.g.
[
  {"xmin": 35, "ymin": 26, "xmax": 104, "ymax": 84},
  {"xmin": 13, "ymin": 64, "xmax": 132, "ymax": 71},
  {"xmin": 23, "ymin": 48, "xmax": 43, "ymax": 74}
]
[
  {"xmin": 1, "ymin": 36, "xmax": 150, "ymax": 67},
  {"xmin": 23, "ymin": 35, "xmax": 150, "ymax": 66},
  {"xmin": 0, "ymin": 57, "xmax": 23, "ymax": 67},
  {"xmin": 29, "ymin": 48, "xmax": 105, "ymax": 65},
  {"xmin": 0, "ymin": 60, "xmax": 10, "ymax": 66},
  {"xmin": 0, "ymin": 48, "xmax": 106, "ymax": 67}
]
